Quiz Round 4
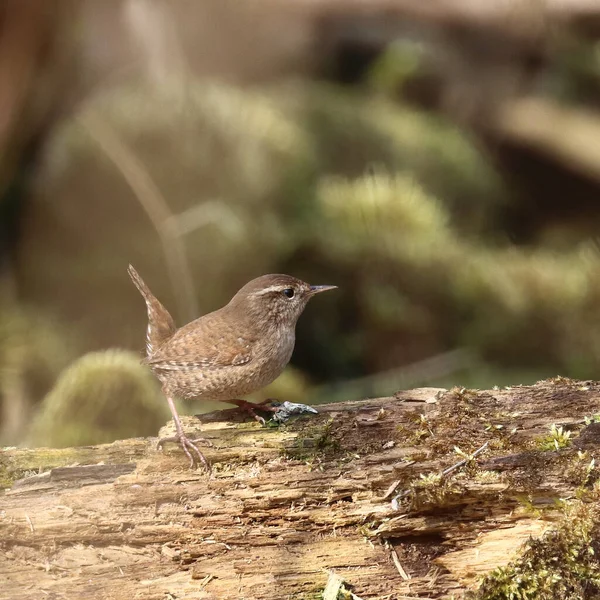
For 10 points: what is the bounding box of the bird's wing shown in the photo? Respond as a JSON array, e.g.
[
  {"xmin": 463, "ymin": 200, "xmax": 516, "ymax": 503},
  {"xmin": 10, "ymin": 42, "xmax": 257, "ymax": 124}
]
[
  {"xmin": 145, "ymin": 352, "xmax": 251, "ymax": 371},
  {"xmin": 145, "ymin": 317, "xmax": 255, "ymax": 371}
]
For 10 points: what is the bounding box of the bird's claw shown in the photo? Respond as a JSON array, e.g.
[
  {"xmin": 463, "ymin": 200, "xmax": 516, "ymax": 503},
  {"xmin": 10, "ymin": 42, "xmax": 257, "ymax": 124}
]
[
  {"xmin": 243, "ymin": 408, "xmax": 267, "ymax": 425},
  {"xmin": 157, "ymin": 433, "xmax": 212, "ymax": 471},
  {"xmin": 226, "ymin": 398, "xmax": 275, "ymax": 424}
]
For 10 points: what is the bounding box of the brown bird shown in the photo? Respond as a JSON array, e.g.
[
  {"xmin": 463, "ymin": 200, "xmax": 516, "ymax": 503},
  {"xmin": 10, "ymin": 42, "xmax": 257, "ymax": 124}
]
[{"xmin": 128, "ymin": 265, "xmax": 336, "ymax": 468}]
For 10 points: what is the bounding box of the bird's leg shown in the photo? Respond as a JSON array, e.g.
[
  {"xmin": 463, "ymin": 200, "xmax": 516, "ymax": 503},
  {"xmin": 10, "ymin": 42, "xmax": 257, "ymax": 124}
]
[
  {"xmin": 157, "ymin": 395, "xmax": 212, "ymax": 470},
  {"xmin": 221, "ymin": 398, "xmax": 278, "ymax": 425}
]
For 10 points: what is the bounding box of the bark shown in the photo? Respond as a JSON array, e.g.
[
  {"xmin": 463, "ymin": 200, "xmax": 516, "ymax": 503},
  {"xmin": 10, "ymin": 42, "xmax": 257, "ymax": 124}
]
[{"xmin": 2, "ymin": 379, "xmax": 600, "ymax": 599}]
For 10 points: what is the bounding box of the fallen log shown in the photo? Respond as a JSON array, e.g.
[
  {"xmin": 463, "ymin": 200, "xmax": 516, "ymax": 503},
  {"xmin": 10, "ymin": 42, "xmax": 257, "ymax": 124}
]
[{"xmin": 2, "ymin": 379, "xmax": 600, "ymax": 599}]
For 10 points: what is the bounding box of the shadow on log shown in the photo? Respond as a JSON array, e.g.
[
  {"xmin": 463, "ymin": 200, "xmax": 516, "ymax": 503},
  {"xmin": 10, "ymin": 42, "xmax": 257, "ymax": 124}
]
[{"xmin": 2, "ymin": 379, "xmax": 600, "ymax": 599}]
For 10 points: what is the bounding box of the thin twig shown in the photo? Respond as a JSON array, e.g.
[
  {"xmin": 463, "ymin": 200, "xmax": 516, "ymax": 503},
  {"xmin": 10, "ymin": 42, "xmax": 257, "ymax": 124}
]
[
  {"xmin": 197, "ymin": 574, "xmax": 214, "ymax": 590},
  {"xmin": 78, "ymin": 109, "xmax": 197, "ymax": 322},
  {"xmin": 383, "ymin": 479, "xmax": 403, "ymax": 500},
  {"xmin": 385, "ymin": 540, "xmax": 411, "ymax": 580},
  {"xmin": 442, "ymin": 441, "xmax": 490, "ymax": 477},
  {"xmin": 25, "ymin": 513, "xmax": 34, "ymax": 532}
]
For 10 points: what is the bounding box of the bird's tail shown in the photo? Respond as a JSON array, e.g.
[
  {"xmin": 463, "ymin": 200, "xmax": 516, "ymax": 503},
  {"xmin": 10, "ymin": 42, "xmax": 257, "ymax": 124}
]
[{"xmin": 127, "ymin": 264, "xmax": 176, "ymax": 357}]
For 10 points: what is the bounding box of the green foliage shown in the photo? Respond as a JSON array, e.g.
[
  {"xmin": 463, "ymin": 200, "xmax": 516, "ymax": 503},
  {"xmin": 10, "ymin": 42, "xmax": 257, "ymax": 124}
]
[
  {"xmin": 28, "ymin": 349, "xmax": 169, "ymax": 447},
  {"xmin": 317, "ymin": 171, "xmax": 450, "ymax": 261},
  {"xmin": 298, "ymin": 85, "xmax": 504, "ymax": 232},
  {"xmin": 313, "ymin": 168, "xmax": 600, "ymax": 376},
  {"xmin": 0, "ymin": 305, "xmax": 74, "ymax": 445}
]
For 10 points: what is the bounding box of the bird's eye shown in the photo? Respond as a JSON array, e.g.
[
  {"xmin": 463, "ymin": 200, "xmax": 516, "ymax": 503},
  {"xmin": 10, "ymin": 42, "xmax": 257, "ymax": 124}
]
[{"xmin": 282, "ymin": 288, "xmax": 295, "ymax": 299}]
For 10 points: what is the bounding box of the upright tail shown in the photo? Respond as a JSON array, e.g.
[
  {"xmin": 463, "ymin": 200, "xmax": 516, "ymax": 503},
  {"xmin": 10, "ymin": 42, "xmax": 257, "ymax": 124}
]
[{"xmin": 128, "ymin": 264, "xmax": 176, "ymax": 357}]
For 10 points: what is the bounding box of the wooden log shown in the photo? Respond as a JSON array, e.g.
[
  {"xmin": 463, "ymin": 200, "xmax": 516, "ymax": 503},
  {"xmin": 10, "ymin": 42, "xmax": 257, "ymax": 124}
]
[{"xmin": 2, "ymin": 380, "xmax": 600, "ymax": 599}]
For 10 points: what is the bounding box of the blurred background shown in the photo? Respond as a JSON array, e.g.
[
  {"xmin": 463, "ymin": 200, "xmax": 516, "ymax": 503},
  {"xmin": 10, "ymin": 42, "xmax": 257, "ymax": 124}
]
[{"xmin": 2, "ymin": 0, "xmax": 600, "ymax": 448}]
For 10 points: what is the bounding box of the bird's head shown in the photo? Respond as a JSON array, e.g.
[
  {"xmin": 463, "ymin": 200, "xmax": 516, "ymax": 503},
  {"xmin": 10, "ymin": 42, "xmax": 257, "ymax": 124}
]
[{"xmin": 229, "ymin": 274, "xmax": 336, "ymax": 328}]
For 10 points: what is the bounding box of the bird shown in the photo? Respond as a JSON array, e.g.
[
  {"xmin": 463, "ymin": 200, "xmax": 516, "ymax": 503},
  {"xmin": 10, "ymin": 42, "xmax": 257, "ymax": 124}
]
[{"xmin": 128, "ymin": 265, "xmax": 336, "ymax": 468}]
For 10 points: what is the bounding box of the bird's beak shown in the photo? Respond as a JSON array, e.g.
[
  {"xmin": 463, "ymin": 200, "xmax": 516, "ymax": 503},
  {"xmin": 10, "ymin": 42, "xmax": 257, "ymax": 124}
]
[{"xmin": 309, "ymin": 284, "xmax": 337, "ymax": 295}]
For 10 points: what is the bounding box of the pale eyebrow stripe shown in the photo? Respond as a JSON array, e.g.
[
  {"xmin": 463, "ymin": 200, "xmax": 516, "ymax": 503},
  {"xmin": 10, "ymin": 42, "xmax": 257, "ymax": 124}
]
[{"xmin": 254, "ymin": 285, "xmax": 286, "ymax": 295}]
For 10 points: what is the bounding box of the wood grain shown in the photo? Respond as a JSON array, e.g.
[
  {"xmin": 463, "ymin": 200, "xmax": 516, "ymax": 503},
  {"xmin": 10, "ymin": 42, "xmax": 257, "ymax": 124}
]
[{"xmin": 2, "ymin": 381, "xmax": 600, "ymax": 599}]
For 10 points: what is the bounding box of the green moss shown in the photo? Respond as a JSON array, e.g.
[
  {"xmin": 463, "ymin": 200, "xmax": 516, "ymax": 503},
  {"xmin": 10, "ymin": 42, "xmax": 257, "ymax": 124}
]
[
  {"xmin": 411, "ymin": 413, "xmax": 435, "ymax": 443},
  {"xmin": 0, "ymin": 441, "xmax": 148, "ymax": 489},
  {"xmin": 472, "ymin": 501, "xmax": 600, "ymax": 600},
  {"xmin": 513, "ymin": 494, "xmax": 563, "ymax": 519},
  {"xmin": 407, "ymin": 471, "xmax": 461, "ymax": 511},
  {"xmin": 284, "ymin": 418, "xmax": 340, "ymax": 461},
  {"xmin": 535, "ymin": 424, "xmax": 573, "ymax": 452},
  {"xmin": 329, "ymin": 585, "xmax": 354, "ymax": 600}
]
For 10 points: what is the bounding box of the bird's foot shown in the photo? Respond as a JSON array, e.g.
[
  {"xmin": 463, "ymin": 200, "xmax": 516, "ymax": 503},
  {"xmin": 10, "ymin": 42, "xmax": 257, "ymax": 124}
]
[
  {"xmin": 157, "ymin": 432, "xmax": 213, "ymax": 470},
  {"xmin": 224, "ymin": 398, "xmax": 278, "ymax": 425}
]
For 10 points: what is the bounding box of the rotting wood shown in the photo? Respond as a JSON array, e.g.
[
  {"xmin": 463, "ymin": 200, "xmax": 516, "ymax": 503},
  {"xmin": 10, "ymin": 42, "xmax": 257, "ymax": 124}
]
[{"xmin": 2, "ymin": 380, "xmax": 600, "ymax": 599}]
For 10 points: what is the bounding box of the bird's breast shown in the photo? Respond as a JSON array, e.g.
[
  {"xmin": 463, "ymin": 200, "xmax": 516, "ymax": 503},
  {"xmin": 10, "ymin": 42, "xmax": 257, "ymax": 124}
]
[{"xmin": 254, "ymin": 326, "xmax": 295, "ymax": 367}]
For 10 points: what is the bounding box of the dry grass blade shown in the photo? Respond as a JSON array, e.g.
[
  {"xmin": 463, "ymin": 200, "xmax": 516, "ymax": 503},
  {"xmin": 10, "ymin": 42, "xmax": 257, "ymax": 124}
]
[
  {"xmin": 322, "ymin": 571, "xmax": 345, "ymax": 600},
  {"xmin": 77, "ymin": 109, "xmax": 197, "ymax": 322}
]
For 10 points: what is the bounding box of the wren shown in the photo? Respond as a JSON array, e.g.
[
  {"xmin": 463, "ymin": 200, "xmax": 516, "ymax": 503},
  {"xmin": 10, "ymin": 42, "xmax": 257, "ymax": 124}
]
[{"xmin": 128, "ymin": 265, "xmax": 336, "ymax": 468}]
